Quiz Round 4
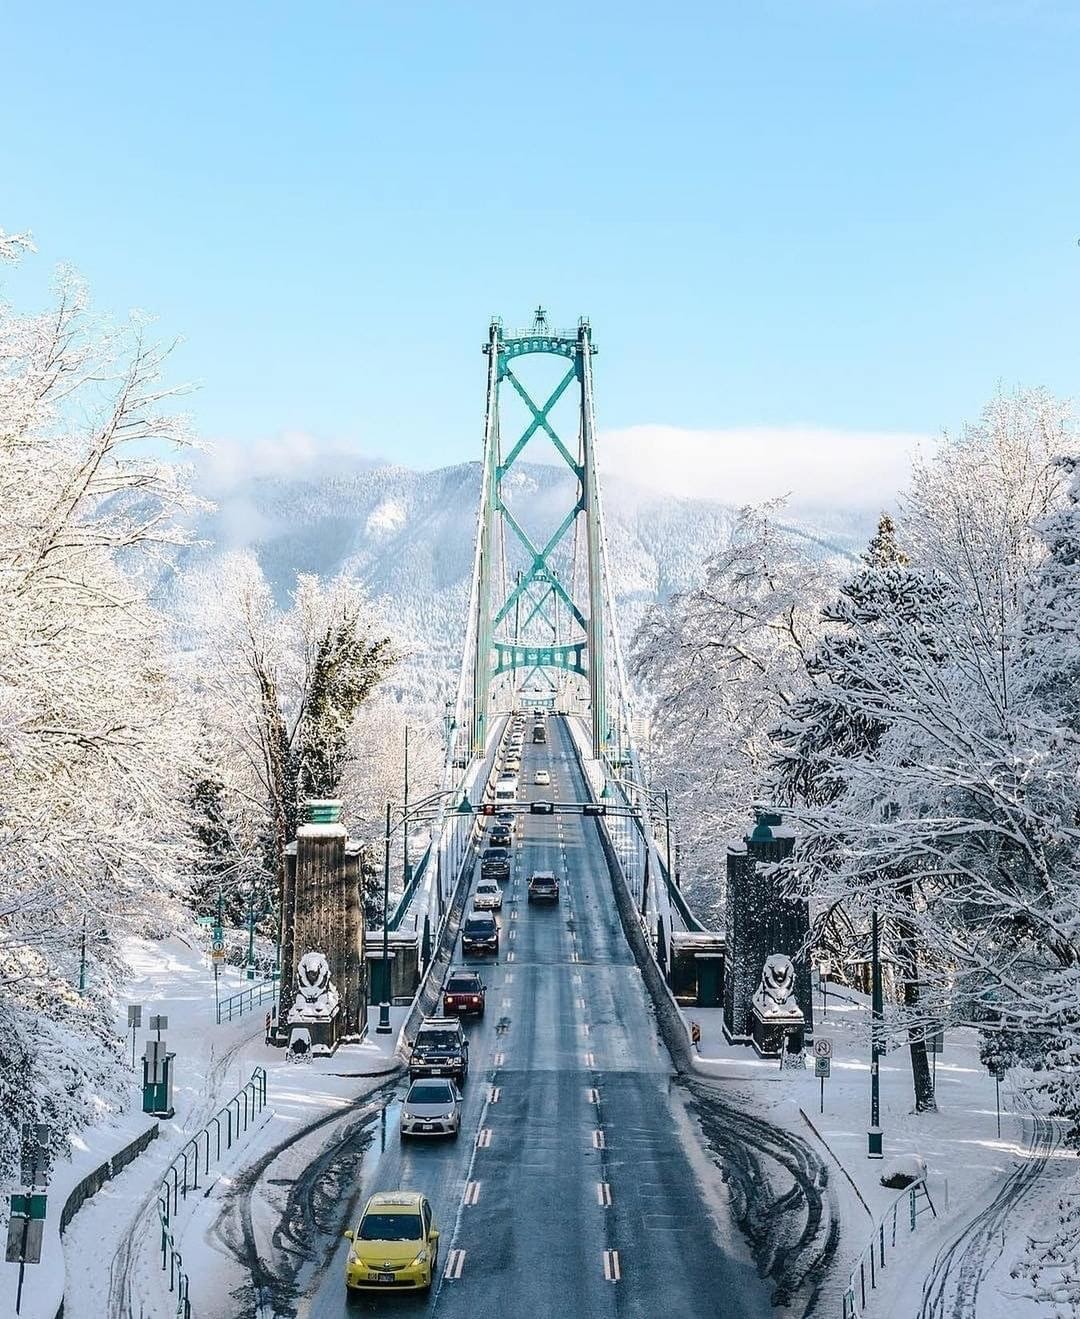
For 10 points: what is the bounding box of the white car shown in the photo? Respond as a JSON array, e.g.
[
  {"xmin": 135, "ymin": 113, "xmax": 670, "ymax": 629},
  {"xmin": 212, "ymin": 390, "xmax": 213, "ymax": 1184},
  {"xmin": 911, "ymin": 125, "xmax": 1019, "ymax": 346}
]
[
  {"xmin": 473, "ymin": 880, "xmax": 503, "ymax": 911},
  {"xmin": 400, "ymin": 1078, "xmax": 462, "ymax": 1139},
  {"xmin": 534, "ymin": 769, "xmax": 551, "ymax": 786}
]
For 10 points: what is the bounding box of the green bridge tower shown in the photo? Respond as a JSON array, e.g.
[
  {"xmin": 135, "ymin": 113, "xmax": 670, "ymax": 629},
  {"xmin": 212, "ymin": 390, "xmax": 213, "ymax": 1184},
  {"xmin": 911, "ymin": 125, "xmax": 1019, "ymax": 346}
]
[{"xmin": 468, "ymin": 309, "xmax": 613, "ymax": 760}]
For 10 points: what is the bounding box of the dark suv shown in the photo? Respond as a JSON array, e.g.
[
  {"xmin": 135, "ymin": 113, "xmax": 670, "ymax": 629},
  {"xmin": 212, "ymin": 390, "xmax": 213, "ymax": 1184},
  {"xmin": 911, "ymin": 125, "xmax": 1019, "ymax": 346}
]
[
  {"xmin": 409, "ymin": 1017, "xmax": 469, "ymax": 1084},
  {"xmin": 462, "ymin": 911, "xmax": 499, "ymax": 956},
  {"xmin": 481, "ymin": 847, "xmax": 510, "ymax": 882},
  {"xmin": 489, "ymin": 825, "xmax": 512, "ymax": 849},
  {"xmin": 528, "ymin": 870, "xmax": 560, "ymax": 903},
  {"xmin": 442, "ymin": 970, "xmax": 486, "ymax": 1017}
]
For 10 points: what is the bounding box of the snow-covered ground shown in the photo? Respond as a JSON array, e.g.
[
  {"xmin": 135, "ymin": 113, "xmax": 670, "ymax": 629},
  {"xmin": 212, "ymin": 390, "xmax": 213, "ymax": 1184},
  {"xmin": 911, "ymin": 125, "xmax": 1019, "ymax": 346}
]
[
  {"xmin": 685, "ymin": 987, "xmax": 1079, "ymax": 1317},
  {"xmin": 2, "ymin": 934, "xmax": 404, "ymax": 1319}
]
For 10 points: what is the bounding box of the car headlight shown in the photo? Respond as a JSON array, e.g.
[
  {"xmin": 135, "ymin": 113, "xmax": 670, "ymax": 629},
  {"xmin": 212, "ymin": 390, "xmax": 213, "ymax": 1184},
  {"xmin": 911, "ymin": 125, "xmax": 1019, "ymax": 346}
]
[{"xmin": 410, "ymin": 1248, "xmax": 430, "ymax": 1268}]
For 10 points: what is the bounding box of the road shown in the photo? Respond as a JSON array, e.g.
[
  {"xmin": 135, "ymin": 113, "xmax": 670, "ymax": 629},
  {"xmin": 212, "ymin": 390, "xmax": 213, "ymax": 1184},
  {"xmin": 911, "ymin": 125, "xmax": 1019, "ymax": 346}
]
[{"xmin": 292, "ymin": 714, "xmax": 774, "ymax": 1319}]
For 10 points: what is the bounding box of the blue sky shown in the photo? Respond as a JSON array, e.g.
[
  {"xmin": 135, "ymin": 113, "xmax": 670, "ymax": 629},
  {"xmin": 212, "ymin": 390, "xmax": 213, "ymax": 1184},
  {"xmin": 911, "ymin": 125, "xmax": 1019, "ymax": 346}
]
[{"xmin": 3, "ymin": 1, "xmax": 1079, "ymax": 504}]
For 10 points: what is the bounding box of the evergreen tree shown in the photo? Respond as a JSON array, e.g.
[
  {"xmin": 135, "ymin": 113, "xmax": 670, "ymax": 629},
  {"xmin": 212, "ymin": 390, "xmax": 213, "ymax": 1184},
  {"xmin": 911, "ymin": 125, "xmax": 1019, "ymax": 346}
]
[{"xmin": 773, "ymin": 512, "xmax": 945, "ymax": 1112}]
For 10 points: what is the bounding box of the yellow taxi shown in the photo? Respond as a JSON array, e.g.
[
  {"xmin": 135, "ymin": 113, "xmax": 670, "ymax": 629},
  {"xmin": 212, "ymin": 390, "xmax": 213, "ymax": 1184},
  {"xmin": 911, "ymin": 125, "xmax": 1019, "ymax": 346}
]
[{"xmin": 344, "ymin": 1191, "xmax": 440, "ymax": 1293}]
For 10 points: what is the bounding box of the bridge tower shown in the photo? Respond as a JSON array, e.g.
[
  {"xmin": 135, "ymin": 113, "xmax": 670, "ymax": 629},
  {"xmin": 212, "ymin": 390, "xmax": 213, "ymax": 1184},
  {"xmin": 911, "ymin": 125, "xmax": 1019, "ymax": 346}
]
[{"xmin": 466, "ymin": 309, "xmax": 617, "ymax": 758}]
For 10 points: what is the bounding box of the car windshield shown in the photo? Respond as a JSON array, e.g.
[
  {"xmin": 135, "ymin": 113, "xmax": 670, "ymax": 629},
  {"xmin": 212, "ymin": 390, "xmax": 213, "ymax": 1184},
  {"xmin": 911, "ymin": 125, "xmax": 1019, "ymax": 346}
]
[
  {"xmin": 484, "ymin": 849, "xmax": 508, "ymax": 860},
  {"xmin": 447, "ymin": 976, "xmax": 479, "ymax": 992},
  {"xmin": 476, "ymin": 884, "xmax": 496, "ymax": 894},
  {"xmin": 418, "ymin": 1029, "xmax": 459, "ymax": 1048},
  {"xmin": 532, "ymin": 875, "xmax": 555, "ymax": 885},
  {"xmin": 358, "ymin": 1212, "xmax": 422, "ymax": 1242},
  {"xmin": 465, "ymin": 919, "xmax": 493, "ymax": 933},
  {"xmin": 408, "ymin": 1082, "xmax": 454, "ymax": 1104}
]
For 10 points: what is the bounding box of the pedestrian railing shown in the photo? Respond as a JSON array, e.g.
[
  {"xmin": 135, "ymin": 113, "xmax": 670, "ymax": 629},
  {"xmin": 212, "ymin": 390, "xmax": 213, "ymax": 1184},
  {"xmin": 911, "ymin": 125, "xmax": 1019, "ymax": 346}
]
[
  {"xmin": 842, "ymin": 1178, "xmax": 937, "ymax": 1318},
  {"xmin": 215, "ymin": 974, "xmax": 278, "ymax": 1024},
  {"xmin": 157, "ymin": 1067, "xmax": 269, "ymax": 1317}
]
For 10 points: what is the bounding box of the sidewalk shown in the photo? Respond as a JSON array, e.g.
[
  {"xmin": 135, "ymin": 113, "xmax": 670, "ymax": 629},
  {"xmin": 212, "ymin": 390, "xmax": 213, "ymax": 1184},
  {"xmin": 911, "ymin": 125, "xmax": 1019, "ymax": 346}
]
[
  {"xmin": 6, "ymin": 935, "xmax": 404, "ymax": 1319},
  {"xmin": 682, "ymin": 992, "xmax": 1066, "ymax": 1315}
]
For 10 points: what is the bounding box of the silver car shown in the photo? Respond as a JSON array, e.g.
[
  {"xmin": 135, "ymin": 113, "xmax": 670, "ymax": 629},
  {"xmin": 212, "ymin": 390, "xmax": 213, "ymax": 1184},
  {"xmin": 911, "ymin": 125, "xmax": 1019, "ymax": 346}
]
[
  {"xmin": 400, "ymin": 1078, "xmax": 462, "ymax": 1139},
  {"xmin": 473, "ymin": 880, "xmax": 503, "ymax": 911}
]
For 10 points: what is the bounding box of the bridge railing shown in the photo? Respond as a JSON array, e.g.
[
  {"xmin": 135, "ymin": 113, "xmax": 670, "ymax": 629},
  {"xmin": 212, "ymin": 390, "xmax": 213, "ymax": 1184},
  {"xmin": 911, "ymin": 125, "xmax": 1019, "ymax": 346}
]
[
  {"xmin": 842, "ymin": 1178, "xmax": 937, "ymax": 1318},
  {"xmin": 215, "ymin": 974, "xmax": 279, "ymax": 1024},
  {"xmin": 157, "ymin": 1066, "xmax": 269, "ymax": 1318}
]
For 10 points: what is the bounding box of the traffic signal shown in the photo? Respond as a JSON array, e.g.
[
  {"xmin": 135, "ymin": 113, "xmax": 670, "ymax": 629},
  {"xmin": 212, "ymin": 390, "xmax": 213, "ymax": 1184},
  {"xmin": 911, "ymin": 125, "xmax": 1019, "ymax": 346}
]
[{"xmin": 481, "ymin": 803, "xmax": 496, "ymax": 816}]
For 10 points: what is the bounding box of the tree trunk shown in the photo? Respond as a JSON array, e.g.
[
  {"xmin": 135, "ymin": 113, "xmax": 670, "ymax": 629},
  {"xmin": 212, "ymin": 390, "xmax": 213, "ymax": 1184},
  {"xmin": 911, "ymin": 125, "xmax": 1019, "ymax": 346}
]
[{"xmin": 895, "ymin": 882, "xmax": 937, "ymax": 1113}]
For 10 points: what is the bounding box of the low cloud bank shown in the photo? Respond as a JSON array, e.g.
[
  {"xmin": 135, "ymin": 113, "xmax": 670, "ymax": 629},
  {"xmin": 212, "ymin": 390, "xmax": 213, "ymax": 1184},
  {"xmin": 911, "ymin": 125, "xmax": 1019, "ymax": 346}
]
[{"xmin": 598, "ymin": 423, "xmax": 933, "ymax": 511}]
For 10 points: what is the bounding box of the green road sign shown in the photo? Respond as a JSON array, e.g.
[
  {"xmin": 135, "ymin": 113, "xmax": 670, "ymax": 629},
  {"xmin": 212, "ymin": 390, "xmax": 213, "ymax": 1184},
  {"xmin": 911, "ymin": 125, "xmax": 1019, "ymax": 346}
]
[
  {"xmin": 196, "ymin": 915, "xmax": 215, "ymax": 926},
  {"xmin": 9, "ymin": 1193, "xmax": 47, "ymax": 1220}
]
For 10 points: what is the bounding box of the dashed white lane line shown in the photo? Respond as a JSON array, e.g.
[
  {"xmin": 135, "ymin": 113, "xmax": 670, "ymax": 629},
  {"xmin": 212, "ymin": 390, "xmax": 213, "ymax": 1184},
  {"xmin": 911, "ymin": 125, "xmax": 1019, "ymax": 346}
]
[
  {"xmin": 494, "ymin": 1052, "xmax": 505, "ymax": 1067},
  {"xmin": 602, "ymin": 1248, "xmax": 620, "ymax": 1281},
  {"xmin": 572, "ymin": 974, "xmax": 582, "ymax": 984},
  {"xmin": 501, "ymin": 997, "xmax": 511, "ymax": 1008},
  {"xmin": 584, "ymin": 1052, "xmax": 595, "ymax": 1067},
  {"xmin": 577, "ymin": 997, "xmax": 586, "ymax": 1011},
  {"xmin": 592, "ymin": 1129, "xmax": 606, "ymax": 1149},
  {"xmin": 476, "ymin": 1128, "xmax": 492, "ymax": 1148},
  {"xmin": 587, "ymin": 1087, "xmax": 599, "ymax": 1103},
  {"xmin": 596, "ymin": 1181, "xmax": 613, "ymax": 1207},
  {"xmin": 506, "ymin": 950, "xmax": 515, "ymax": 962},
  {"xmin": 509, "ymin": 928, "xmax": 517, "ymax": 940},
  {"xmin": 580, "ymin": 1023, "xmax": 590, "ymax": 1036},
  {"xmin": 445, "ymin": 1248, "xmax": 467, "ymax": 1280},
  {"xmin": 505, "ymin": 972, "xmax": 514, "ymax": 983},
  {"xmin": 488, "ymin": 1086, "xmax": 501, "ymax": 1103},
  {"xmin": 463, "ymin": 1180, "xmax": 481, "ymax": 1206}
]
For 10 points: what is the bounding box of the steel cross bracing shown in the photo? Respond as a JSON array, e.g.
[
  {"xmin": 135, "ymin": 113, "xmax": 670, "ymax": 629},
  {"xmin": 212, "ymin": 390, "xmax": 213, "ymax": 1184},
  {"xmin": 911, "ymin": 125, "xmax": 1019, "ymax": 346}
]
[{"xmin": 463, "ymin": 308, "xmax": 624, "ymax": 759}]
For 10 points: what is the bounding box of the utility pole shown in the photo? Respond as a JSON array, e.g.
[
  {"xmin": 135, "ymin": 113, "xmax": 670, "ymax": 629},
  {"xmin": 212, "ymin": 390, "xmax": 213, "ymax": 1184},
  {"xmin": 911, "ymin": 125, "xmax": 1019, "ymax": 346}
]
[
  {"xmin": 376, "ymin": 801, "xmax": 393, "ymax": 1033},
  {"xmin": 868, "ymin": 905, "xmax": 884, "ymax": 1158}
]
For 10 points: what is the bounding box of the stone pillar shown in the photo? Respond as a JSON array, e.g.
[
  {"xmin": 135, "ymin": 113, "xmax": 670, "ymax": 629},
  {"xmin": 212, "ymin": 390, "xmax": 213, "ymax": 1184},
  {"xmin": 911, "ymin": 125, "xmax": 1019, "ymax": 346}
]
[
  {"xmin": 276, "ymin": 801, "xmax": 366, "ymax": 1048},
  {"xmin": 723, "ymin": 809, "xmax": 814, "ymax": 1042}
]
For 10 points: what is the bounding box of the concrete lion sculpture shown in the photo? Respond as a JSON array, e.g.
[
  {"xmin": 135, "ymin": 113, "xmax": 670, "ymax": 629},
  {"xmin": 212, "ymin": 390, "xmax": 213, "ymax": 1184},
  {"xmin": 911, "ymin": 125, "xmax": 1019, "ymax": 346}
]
[
  {"xmin": 753, "ymin": 953, "xmax": 797, "ymax": 1017},
  {"xmin": 290, "ymin": 950, "xmax": 340, "ymax": 1021}
]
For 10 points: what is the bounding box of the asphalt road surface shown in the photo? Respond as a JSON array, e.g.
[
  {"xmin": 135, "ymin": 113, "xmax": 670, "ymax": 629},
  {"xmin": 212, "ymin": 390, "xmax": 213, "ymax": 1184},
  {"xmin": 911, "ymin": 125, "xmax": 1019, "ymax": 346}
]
[{"xmin": 293, "ymin": 715, "xmax": 774, "ymax": 1319}]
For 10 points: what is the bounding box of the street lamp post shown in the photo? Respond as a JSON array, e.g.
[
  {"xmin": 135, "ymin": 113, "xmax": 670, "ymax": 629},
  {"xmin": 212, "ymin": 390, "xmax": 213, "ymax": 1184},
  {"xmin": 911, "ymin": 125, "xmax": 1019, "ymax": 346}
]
[
  {"xmin": 662, "ymin": 788, "xmax": 673, "ymax": 883},
  {"xmin": 403, "ymin": 726, "xmax": 411, "ymax": 886},
  {"xmin": 78, "ymin": 915, "xmax": 88, "ymax": 994},
  {"xmin": 377, "ymin": 800, "xmax": 393, "ymax": 1033},
  {"xmin": 245, "ymin": 882, "xmax": 257, "ymax": 980},
  {"xmin": 868, "ymin": 904, "xmax": 884, "ymax": 1158}
]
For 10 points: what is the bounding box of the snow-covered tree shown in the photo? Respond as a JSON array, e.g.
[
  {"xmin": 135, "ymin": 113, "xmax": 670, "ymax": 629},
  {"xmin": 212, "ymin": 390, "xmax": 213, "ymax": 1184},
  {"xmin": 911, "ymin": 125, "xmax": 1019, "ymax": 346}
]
[
  {"xmin": 0, "ymin": 240, "xmax": 200, "ymax": 1179},
  {"xmin": 777, "ymin": 390, "xmax": 1080, "ymax": 1130},
  {"xmin": 631, "ymin": 501, "xmax": 840, "ymax": 919}
]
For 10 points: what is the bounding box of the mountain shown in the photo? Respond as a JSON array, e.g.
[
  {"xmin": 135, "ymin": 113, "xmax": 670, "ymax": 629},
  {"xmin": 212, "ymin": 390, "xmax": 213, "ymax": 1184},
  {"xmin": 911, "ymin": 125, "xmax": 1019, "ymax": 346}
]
[{"xmin": 168, "ymin": 458, "xmax": 875, "ymax": 687}]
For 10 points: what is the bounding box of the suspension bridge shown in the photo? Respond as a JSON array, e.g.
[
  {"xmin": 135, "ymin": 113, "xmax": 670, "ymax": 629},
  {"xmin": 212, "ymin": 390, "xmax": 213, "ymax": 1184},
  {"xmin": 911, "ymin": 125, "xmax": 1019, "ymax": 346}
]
[{"xmin": 242, "ymin": 311, "xmax": 834, "ymax": 1319}]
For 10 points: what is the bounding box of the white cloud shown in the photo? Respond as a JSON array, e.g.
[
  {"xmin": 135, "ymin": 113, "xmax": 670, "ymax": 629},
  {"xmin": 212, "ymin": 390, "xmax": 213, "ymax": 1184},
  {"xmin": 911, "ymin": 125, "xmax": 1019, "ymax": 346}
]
[
  {"xmin": 597, "ymin": 423, "xmax": 934, "ymax": 511},
  {"xmin": 196, "ymin": 432, "xmax": 384, "ymax": 493}
]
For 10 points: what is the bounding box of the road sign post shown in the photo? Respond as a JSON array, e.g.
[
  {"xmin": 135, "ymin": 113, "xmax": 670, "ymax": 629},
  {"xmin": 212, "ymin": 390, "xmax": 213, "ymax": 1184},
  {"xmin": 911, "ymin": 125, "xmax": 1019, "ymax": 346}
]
[
  {"xmin": 990, "ymin": 1063, "xmax": 1006, "ymax": 1138},
  {"xmin": 127, "ymin": 1004, "xmax": 142, "ymax": 1069},
  {"xmin": 8, "ymin": 1124, "xmax": 51, "ymax": 1312},
  {"xmin": 814, "ymin": 1039, "xmax": 832, "ymax": 1113}
]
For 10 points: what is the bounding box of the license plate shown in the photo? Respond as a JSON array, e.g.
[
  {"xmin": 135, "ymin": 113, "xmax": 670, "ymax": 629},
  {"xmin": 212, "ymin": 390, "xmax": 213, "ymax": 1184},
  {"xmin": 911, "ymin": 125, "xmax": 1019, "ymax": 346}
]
[
  {"xmin": 421, "ymin": 1123, "xmax": 434, "ymax": 1131},
  {"xmin": 377, "ymin": 1271, "xmax": 395, "ymax": 1283},
  {"xmin": 429, "ymin": 1068, "xmax": 442, "ymax": 1075}
]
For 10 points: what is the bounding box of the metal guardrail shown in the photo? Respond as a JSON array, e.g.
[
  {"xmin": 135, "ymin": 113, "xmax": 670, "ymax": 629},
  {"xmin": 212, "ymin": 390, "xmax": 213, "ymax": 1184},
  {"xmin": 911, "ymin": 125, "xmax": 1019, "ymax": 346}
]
[
  {"xmin": 157, "ymin": 1066, "xmax": 269, "ymax": 1317},
  {"xmin": 215, "ymin": 975, "xmax": 279, "ymax": 1024},
  {"xmin": 842, "ymin": 1178, "xmax": 937, "ymax": 1318}
]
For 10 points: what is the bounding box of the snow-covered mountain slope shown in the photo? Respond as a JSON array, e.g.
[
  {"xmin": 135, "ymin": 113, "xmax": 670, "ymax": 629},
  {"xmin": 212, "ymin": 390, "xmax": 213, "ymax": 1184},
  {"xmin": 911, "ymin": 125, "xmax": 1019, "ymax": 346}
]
[{"xmin": 168, "ymin": 458, "xmax": 874, "ymax": 680}]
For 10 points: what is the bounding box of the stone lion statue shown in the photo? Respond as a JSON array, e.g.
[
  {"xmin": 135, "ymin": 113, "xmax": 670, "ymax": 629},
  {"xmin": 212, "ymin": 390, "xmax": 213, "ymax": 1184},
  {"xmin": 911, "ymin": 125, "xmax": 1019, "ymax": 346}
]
[
  {"xmin": 753, "ymin": 953, "xmax": 798, "ymax": 1017},
  {"xmin": 289, "ymin": 950, "xmax": 340, "ymax": 1022}
]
